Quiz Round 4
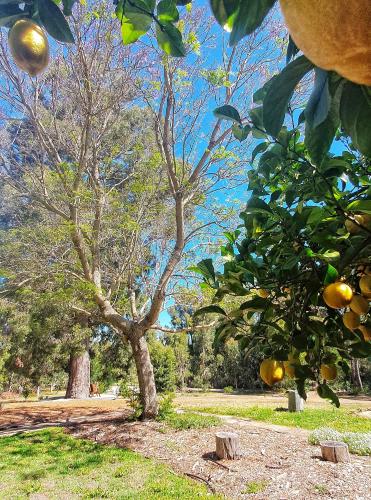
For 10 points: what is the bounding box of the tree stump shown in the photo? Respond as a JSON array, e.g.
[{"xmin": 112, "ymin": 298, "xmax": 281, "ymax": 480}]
[
  {"xmin": 288, "ymin": 390, "xmax": 304, "ymax": 412},
  {"xmin": 320, "ymin": 441, "xmax": 350, "ymax": 463},
  {"xmin": 215, "ymin": 432, "xmax": 240, "ymax": 459}
]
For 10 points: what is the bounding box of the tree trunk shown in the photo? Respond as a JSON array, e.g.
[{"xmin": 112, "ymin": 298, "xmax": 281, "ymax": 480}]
[
  {"xmin": 351, "ymin": 359, "xmax": 363, "ymax": 390},
  {"xmin": 215, "ymin": 432, "xmax": 240, "ymax": 459},
  {"xmin": 320, "ymin": 441, "xmax": 350, "ymax": 463},
  {"xmin": 130, "ymin": 335, "xmax": 158, "ymax": 419},
  {"xmin": 65, "ymin": 344, "xmax": 90, "ymax": 399}
]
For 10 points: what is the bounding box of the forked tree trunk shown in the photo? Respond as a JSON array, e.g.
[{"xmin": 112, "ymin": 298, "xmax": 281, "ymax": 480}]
[
  {"xmin": 130, "ymin": 335, "xmax": 158, "ymax": 419},
  {"xmin": 65, "ymin": 344, "xmax": 90, "ymax": 399}
]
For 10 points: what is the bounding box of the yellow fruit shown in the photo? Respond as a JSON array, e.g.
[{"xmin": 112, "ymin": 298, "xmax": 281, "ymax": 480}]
[
  {"xmin": 256, "ymin": 289, "xmax": 269, "ymax": 298},
  {"xmin": 345, "ymin": 214, "xmax": 366, "ymax": 234},
  {"xmin": 323, "ymin": 282, "xmax": 353, "ymax": 309},
  {"xmin": 342, "ymin": 311, "xmax": 361, "ymax": 330},
  {"xmin": 359, "ymin": 325, "xmax": 371, "ymax": 341},
  {"xmin": 279, "ymin": 0, "xmax": 371, "ymax": 85},
  {"xmin": 260, "ymin": 359, "xmax": 285, "ymax": 386},
  {"xmin": 320, "ymin": 364, "xmax": 337, "ymax": 381},
  {"xmin": 359, "ymin": 276, "xmax": 371, "ymax": 298},
  {"xmin": 349, "ymin": 295, "xmax": 369, "ymax": 315},
  {"xmin": 9, "ymin": 19, "xmax": 49, "ymax": 77}
]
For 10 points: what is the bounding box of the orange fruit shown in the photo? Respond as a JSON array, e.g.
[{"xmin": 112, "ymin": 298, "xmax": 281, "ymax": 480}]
[
  {"xmin": 320, "ymin": 364, "xmax": 337, "ymax": 381},
  {"xmin": 283, "ymin": 354, "xmax": 297, "ymax": 379},
  {"xmin": 279, "ymin": 0, "xmax": 371, "ymax": 85},
  {"xmin": 256, "ymin": 289, "xmax": 270, "ymax": 298},
  {"xmin": 345, "ymin": 214, "xmax": 368, "ymax": 234},
  {"xmin": 9, "ymin": 19, "xmax": 49, "ymax": 77},
  {"xmin": 323, "ymin": 282, "xmax": 353, "ymax": 309},
  {"xmin": 343, "ymin": 311, "xmax": 361, "ymax": 330},
  {"xmin": 259, "ymin": 359, "xmax": 285, "ymax": 386},
  {"xmin": 349, "ymin": 294, "xmax": 369, "ymax": 315}
]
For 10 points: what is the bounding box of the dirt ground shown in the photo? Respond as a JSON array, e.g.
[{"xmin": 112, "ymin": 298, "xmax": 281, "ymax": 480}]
[
  {"xmin": 176, "ymin": 390, "xmax": 371, "ymax": 411},
  {"xmin": 1, "ymin": 392, "xmax": 370, "ymax": 499}
]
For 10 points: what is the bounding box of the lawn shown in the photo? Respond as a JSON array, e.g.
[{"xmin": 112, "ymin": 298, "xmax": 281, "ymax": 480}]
[
  {"xmin": 187, "ymin": 406, "xmax": 371, "ymax": 433},
  {"xmin": 0, "ymin": 428, "xmax": 220, "ymax": 499}
]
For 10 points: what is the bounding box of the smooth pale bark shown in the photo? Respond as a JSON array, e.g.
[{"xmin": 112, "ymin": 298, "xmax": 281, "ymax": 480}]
[
  {"xmin": 130, "ymin": 335, "xmax": 158, "ymax": 419},
  {"xmin": 65, "ymin": 345, "xmax": 90, "ymax": 399},
  {"xmin": 351, "ymin": 359, "xmax": 363, "ymax": 390}
]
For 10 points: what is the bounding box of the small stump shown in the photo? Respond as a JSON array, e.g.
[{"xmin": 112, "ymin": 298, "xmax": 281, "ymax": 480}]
[
  {"xmin": 288, "ymin": 389, "xmax": 304, "ymax": 412},
  {"xmin": 320, "ymin": 441, "xmax": 350, "ymax": 463},
  {"xmin": 215, "ymin": 432, "xmax": 240, "ymax": 460}
]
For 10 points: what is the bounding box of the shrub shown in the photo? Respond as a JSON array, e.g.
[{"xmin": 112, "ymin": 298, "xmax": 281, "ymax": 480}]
[
  {"xmin": 157, "ymin": 392, "xmax": 175, "ymax": 421},
  {"xmin": 223, "ymin": 386, "xmax": 234, "ymax": 394}
]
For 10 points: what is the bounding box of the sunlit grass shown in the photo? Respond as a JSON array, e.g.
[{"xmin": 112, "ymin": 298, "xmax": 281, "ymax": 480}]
[
  {"xmin": 0, "ymin": 428, "xmax": 221, "ymax": 499},
  {"xmin": 186, "ymin": 406, "xmax": 371, "ymax": 433}
]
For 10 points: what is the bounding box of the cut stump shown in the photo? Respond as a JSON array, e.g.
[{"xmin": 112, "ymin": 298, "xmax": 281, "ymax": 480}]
[
  {"xmin": 320, "ymin": 441, "xmax": 350, "ymax": 463},
  {"xmin": 215, "ymin": 432, "xmax": 240, "ymax": 460},
  {"xmin": 288, "ymin": 389, "xmax": 304, "ymax": 412}
]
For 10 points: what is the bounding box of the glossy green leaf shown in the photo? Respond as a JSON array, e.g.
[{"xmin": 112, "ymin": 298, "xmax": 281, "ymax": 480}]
[
  {"xmin": 38, "ymin": 0, "xmax": 74, "ymax": 43},
  {"xmin": 213, "ymin": 104, "xmax": 241, "ymax": 123},
  {"xmin": 156, "ymin": 22, "xmax": 186, "ymax": 56},
  {"xmin": 194, "ymin": 304, "xmax": 227, "ymax": 317},
  {"xmin": 263, "ymin": 56, "xmax": 314, "ymax": 137},
  {"xmin": 229, "ymin": 0, "xmax": 276, "ymax": 46},
  {"xmin": 317, "ymin": 383, "xmax": 340, "ymax": 408},
  {"xmin": 232, "ymin": 123, "xmax": 251, "ymax": 141},
  {"xmin": 347, "ymin": 199, "xmax": 371, "ymax": 215},
  {"xmin": 157, "ymin": 0, "xmax": 179, "ymax": 22},
  {"xmin": 209, "ymin": 0, "xmax": 239, "ymax": 26},
  {"xmin": 305, "ymin": 68, "xmax": 330, "ymax": 128},
  {"xmin": 340, "ymin": 82, "xmax": 371, "ymax": 157}
]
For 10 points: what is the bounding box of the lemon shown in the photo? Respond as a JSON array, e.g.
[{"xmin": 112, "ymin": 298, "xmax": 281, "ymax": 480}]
[
  {"xmin": 9, "ymin": 19, "xmax": 49, "ymax": 77},
  {"xmin": 260, "ymin": 359, "xmax": 285, "ymax": 386},
  {"xmin": 323, "ymin": 282, "xmax": 353, "ymax": 309},
  {"xmin": 279, "ymin": 0, "xmax": 371, "ymax": 85},
  {"xmin": 320, "ymin": 364, "xmax": 337, "ymax": 381}
]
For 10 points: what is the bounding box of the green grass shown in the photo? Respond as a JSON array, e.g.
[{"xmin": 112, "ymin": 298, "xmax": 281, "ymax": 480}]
[
  {"xmin": 243, "ymin": 480, "xmax": 269, "ymax": 494},
  {"xmin": 0, "ymin": 428, "xmax": 222, "ymax": 499},
  {"xmin": 163, "ymin": 412, "xmax": 221, "ymax": 431},
  {"xmin": 187, "ymin": 406, "xmax": 371, "ymax": 433}
]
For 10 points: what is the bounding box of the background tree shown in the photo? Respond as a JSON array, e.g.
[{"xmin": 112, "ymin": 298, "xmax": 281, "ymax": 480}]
[{"xmin": 0, "ymin": 2, "xmax": 283, "ymax": 416}]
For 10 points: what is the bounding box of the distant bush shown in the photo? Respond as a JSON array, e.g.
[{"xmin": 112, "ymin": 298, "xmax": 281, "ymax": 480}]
[
  {"xmin": 309, "ymin": 427, "xmax": 371, "ymax": 456},
  {"xmin": 157, "ymin": 392, "xmax": 175, "ymax": 420},
  {"xmin": 164, "ymin": 412, "xmax": 220, "ymax": 431},
  {"xmin": 223, "ymin": 386, "xmax": 234, "ymax": 394}
]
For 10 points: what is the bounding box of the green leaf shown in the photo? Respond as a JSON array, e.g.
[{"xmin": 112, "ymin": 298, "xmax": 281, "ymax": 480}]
[
  {"xmin": 251, "ymin": 142, "xmax": 269, "ymax": 162},
  {"xmin": 239, "ymin": 296, "xmax": 269, "ymax": 311},
  {"xmin": 263, "ymin": 56, "xmax": 314, "ymax": 137},
  {"xmin": 324, "ymin": 264, "xmax": 338, "ymax": 285},
  {"xmin": 305, "ymin": 74, "xmax": 343, "ymax": 165},
  {"xmin": 62, "ymin": 0, "xmax": 76, "ymax": 16},
  {"xmin": 249, "ymin": 106, "xmax": 264, "ymax": 129},
  {"xmin": 38, "ymin": 0, "xmax": 74, "ymax": 43},
  {"xmin": 156, "ymin": 22, "xmax": 186, "ymax": 56},
  {"xmin": 194, "ymin": 304, "xmax": 227, "ymax": 317},
  {"xmin": 117, "ymin": 0, "xmax": 153, "ymax": 45},
  {"xmin": 340, "ymin": 82, "xmax": 371, "ymax": 157},
  {"xmin": 317, "ymin": 383, "xmax": 340, "ymax": 408},
  {"xmin": 305, "ymin": 68, "xmax": 331, "ymax": 128},
  {"xmin": 232, "ymin": 123, "xmax": 251, "ymax": 141},
  {"xmin": 347, "ymin": 199, "xmax": 371, "ymax": 215},
  {"xmin": 229, "ymin": 0, "xmax": 276, "ymax": 46},
  {"xmin": 195, "ymin": 258, "xmax": 216, "ymax": 284},
  {"xmin": 157, "ymin": 0, "xmax": 179, "ymax": 22},
  {"xmin": 210, "ymin": 0, "xmax": 239, "ymax": 26},
  {"xmin": 213, "ymin": 104, "xmax": 241, "ymax": 123}
]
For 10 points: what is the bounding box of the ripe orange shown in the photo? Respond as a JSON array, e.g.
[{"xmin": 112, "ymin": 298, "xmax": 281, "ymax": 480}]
[
  {"xmin": 320, "ymin": 364, "xmax": 337, "ymax": 381},
  {"xmin": 322, "ymin": 282, "xmax": 353, "ymax": 309},
  {"xmin": 359, "ymin": 276, "xmax": 371, "ymax": 298},
  {"xmin": 256, "ymin": 289, "xmax": 270, "ymax": 298},
  {"xmin": 8, "ymin": 19, "xmax": 49, "ymax": 77},
  {"xmin": 343, "ymin": 311, "xmax": 361, "ymax": 330},
  {"xmin": 279, "ymin": 0, "xmax": 371, "ymax": 85},
  {"xmin": 349, "ymin": 295, "xmax": 369, "ymax": 315},
  {"xmin": 259, "ymin": 359, "xmax": 285, "ymax": 386},
  {"xmin": 345, "ymin": 214, "xmax": 367, "ymax": 234}
]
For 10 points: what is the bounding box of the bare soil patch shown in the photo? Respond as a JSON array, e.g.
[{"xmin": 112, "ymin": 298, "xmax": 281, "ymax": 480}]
[{"xmin": 68, "ymin": 414, "xmax": 371, "ymax": 499}]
